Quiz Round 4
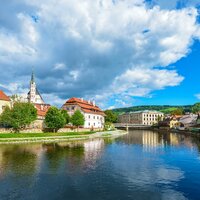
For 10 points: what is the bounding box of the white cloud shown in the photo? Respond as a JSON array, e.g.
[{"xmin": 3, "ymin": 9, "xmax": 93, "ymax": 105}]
[
  {"xmin": 195, "ymin": 94, "xmax": 200, "ymax": 100},
  {"xmin": 53, "ymin": 63, "xmax": 66, "ymax": 70},
  {"xmin": 0, "ymin": 0, "xmax": 200, "ymax": 108}
]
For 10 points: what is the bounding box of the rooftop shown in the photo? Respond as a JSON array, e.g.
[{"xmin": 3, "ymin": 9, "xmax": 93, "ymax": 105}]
[
  {"xmin": 63, "ymin": 97, "xmax": 105, "ymax": 116},
  {"xmin": 0, "ymin": 90, "xmax": 10, "ymax": 102}
]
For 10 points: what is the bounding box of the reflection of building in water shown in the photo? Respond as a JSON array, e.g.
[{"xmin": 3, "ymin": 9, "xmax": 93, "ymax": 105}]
[
  {"xmin": 170, "ymin": 133, "xmax": 179, "ymax": 146},
  {"xmin": 142, "ymin": 131, "xmax": 164, "ymax": 151},
  {"xmin": 83, "ymin": 139, "xmax": 104, "ymax": 169}
]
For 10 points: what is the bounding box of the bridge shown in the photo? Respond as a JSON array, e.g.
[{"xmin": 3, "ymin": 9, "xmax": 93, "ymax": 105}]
[{"xmin": 114, "ymin": 123, "xmax": 152, "ymax": 130}]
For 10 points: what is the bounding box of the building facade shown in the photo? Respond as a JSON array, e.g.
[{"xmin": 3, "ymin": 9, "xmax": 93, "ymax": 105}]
[
  {"xmin": 62, "ymin": 97, "xmax": 105, "ymax": 129},
  {"xmin": 0, "ymin": 90, "xmax": 11, "ymax": 114},
  {"xmin": 118, "ymin": 110, "xmax": 164, "ymax": 125}
]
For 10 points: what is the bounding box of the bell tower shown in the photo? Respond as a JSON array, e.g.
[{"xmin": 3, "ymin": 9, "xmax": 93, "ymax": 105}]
[
  {"xmin": 29, "ymin": 70, "xmax": 36, "ymax": 103},
  {"xmin": 27, "ymin": 69, "xmax": 45, "ymax": 104}
]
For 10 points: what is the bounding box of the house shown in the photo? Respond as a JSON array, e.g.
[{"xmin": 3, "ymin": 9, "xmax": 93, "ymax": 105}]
[
  {"xmin": 118, "ymin": 110, "xmax": 164, "ymax": 126},
  {"xmin": 169, "ymin": 115, "xmax": 182, "ymax": 128},
  {"xmin": 158, "ymin": 116, "xmax": 181, "ymax": 129},
  {"xmin": 62, "ymin": 97, "xmax": 105, "ymax": 129},
  {"xmin": 30, "ymin": 103, "xmax": 51, "ymax": 129},
  {"xmin": 0, "ymin": 90, "xmax": 11, "ymax": 115},
  {"xmin": 178, "ymin": 114, "xmax": 198, "ymax": 130}
]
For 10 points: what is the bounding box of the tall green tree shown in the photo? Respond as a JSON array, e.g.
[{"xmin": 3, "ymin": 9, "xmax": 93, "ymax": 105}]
[
  {"xmin": 104, "ymin": 110, "xmax": 118, "ymax": 123},
  {"xmin": 192, "ymin": 103, "xmax": 200, "ymax": 114},
  {"xmin": 171, "ymin": 108, "xmax": 184, "ymax": 115},
  {"xmin": 45, "ymin": 107, "xmax": 66, "ymax": 132},
  {"xmin": 70, "ymin": 110, "xmax": 85, "ymax": 131},
  {"xmin": 61, "ymin": 109, "xmax": 70, "ymax": 124},
  {"xmin": 0, "ymin": 102, "xmax": 37, "ymax": 132}
]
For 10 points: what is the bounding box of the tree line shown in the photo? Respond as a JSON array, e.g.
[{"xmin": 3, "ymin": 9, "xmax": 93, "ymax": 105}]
[{"xmin": 0, "ymin": 103, "xmax": 84, "ymax": 133}]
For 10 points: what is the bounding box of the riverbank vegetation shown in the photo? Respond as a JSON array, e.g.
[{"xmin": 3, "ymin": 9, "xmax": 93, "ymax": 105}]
[
  {"xmin": 0, "ymin": 102, "xmax": 37, "ymax": 132},
  {"xmin": 112, "ymin": 103, "xmax": 200, "ymax": 115}
]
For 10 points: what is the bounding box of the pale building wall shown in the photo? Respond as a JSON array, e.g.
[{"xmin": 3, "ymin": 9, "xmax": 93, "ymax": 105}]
[
  {"xmin": 84, "ymin": 113, "xmax": 104, "ymax": 128},
  {"xmin": 142, "ymin": 112, "xmax": 164, "ymax": 125},
  {"xmin": 0, "ymin": 100, "xmax": 11, "ymax": 115},
  {"xmin": 62, "ymin": 105, "xmax": 104, "ymax": 129},
  {"xmin": 118, "ymin": 111, "xmax": 164, "ymax": 125}
]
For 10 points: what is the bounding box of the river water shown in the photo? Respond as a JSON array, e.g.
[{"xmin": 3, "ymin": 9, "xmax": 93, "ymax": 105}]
[{"xmin": 0, "ymin": 130, "xmax": 200, "ymax": 200}]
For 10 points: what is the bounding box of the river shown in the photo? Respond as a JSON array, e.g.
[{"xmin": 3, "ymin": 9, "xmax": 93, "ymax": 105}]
[{"xmin": 0, "ymin": 130, "xmax": 200, "ymax": 200}]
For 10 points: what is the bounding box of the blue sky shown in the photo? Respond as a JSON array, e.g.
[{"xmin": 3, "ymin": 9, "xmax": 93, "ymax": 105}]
[{"xmin": 0, "ymin": 0, "xmax": 200, "ymax": 109}]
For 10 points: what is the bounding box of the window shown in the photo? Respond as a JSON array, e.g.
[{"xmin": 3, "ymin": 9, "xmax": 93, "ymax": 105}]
[
  {"xmin": 88, "ymin": 115, "xmax": 90, "ymax": 119},
  {"xmin": 88, "ymin": 122, "xmax": 90, "ymax": 126},
  {"xmin": 93, "ymin": 116, "xmax": 95, "ymax": 119},
  {"xmin": 72, "ymin": 106, "xmax": 75, "ymax": 110},
  {"xmin": 94, "ymin": 123, "xmax": 95, "ymax": 126}
]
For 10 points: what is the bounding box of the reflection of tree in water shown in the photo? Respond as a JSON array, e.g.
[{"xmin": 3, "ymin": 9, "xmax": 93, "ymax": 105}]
[
  {"xmin": 1, "ymin": 145, "xmax": 37, "ymax": 176},
  {"xmin": 43, "ymin": 143, "xmax": 84, "ymax": 173}
]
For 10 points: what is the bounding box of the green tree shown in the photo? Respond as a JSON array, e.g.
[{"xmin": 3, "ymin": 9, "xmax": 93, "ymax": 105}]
[
  {"xmin": 45, "ymin": 107, "xmax": 66, "ymax": 132},
  {"xmin": 61, "ymin": 109, "xmax": 70, "ymax": 124},
  {"xmin": 0, "ymin": 106, "xmax": 12, "ymax": 127},
  {"xmin": 70, "ymin": 110, "xmax": 85, "ymax": 131},
  {"xmin": 0, "ymin": 102, "xmax": 37, "ymax": 132},
  {"xmin": 104, "ymin": 110, "xmax": 118, "ymax": 123},
  {"xmin": 192, "ymin": 103, "xmax": 200, "ymax": 114},
  {"xmin": 171, "ymin": 108, "xmax": 184, "ymax": 115}
]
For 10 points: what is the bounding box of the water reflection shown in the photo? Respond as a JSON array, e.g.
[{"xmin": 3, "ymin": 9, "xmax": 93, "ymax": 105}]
[
  {"xmin": 118, "ymin": 130, "xmax": 197, "ymax": 152},
  {"xmin": 0, "ymin": 131, "xmax": 200, "ymax": 200}
]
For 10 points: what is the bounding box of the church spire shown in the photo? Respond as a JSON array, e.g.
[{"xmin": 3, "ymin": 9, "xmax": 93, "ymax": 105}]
[{"xmin": 31, "ymin": 68, "xmax": 35, "ymax": 84}]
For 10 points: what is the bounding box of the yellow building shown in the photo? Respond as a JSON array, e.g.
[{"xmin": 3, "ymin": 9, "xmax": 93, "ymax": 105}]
[
  {"xmin": 170, "ymin": 118, "xmax": 180, "ymax": 128},
  {"xmin": 0, "ymin": 90, "xmax": 11, "ymax": 114}
]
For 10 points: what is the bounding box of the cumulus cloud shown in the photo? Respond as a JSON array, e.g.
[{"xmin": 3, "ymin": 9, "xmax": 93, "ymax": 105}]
[
  {"xmin": 195, "ymin": 94, "xmax": 200, "ymax": 100},
  {"xmin": 0, "ymin": 0, "xmax": 200, "ymax": 108}
]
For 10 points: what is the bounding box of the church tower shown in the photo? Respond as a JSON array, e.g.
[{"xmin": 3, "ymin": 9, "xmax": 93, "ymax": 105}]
[{"xmin": 27, "ymin": 71, "xmax": 44, "ymax": 104}]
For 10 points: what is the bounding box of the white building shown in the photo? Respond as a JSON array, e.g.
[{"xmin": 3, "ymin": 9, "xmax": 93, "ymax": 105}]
[
  {"xmin": 118, "ymin": 110, "xmax": 164, "ymax": 126},
  {"xmin": 62, "ymin": 97, "xmax": 105, "ymax": 129}
]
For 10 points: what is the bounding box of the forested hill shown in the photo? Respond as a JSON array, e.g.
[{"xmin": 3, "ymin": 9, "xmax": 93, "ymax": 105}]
[{"xmin": 112, "ymin": 105, "xmax": 193, "ymax": 115}]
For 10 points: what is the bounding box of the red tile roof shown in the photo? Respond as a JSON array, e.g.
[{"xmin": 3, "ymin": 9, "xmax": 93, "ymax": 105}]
[
  {"xmin": 34, "ymin": 103, "xmax": 51, "ymax": 117},
  {"xmin": 0, "ymin": 90, "xmax": 10, "ymax": 101},
  {"xmin": 63, "ymin": 97, "xmax": 105, "ymax": 116}
]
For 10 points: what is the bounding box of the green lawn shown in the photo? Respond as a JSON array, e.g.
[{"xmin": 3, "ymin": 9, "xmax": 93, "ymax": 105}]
[{"xmin": 0, "ymin": 131, "xmax": 95, "ymax": 139}]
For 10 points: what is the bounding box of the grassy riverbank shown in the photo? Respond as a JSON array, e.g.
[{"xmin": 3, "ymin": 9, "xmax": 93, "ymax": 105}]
[
  {"xmin": 0, "ymin": 130, "xmax": 127, "ymax": 144},
  {"xmin": 0, "ymin": 131, "xmax": 95, "ymax": 138}
]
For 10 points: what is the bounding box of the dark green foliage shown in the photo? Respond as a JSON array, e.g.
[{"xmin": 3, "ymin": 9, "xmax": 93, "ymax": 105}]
[
  {"xmin": 104, "ymin": 110, "xmax": 118, "ymax": 123},
  {"xmin": 0, "ymin": 102, "xmax": 37, "ymax": 132},
  {"xmin": 192, "ymin": 103, "xmax": 200, "ymax": 114},
  {"xmin": 70, "ymin": 110, "xmax": 85, "ymax": 128},
  {"xmin": 171, "ymin": 108, "xmax": 184, "ymax": 115},
  {"xmin": 45, "ymin": 107, "xmax": 66, "ymax": 132},
  {"xmin": 61, "ymin": 109, "xmax": 70, "ymax": 124},
  {"xmin": 112, "ymin": 105, "xmax": 193, "ymax": 115}
]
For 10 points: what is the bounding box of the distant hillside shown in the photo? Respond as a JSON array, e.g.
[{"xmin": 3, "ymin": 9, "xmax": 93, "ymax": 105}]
[{"xmin": 112, "ymin": 105, "xmax": 193, "ymax": 115}]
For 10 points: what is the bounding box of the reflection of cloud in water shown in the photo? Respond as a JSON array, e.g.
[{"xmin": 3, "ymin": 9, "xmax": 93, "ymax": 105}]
[
  {"xmin": 156, "ymin": 166, "xmax": 184, "ymax": 184},
  {"xmin": 162, "ymin": 189, "xmax": 187, "ymax": 200}
]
